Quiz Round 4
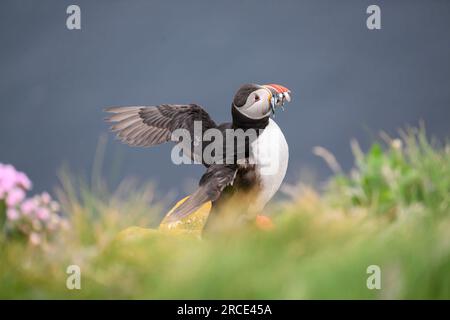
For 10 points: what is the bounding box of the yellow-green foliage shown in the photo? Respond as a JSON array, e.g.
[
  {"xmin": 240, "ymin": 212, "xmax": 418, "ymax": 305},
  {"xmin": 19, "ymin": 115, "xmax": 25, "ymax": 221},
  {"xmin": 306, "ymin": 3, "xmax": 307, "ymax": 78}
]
[{"xmin": 0, "ymin": 128, "xmax": 449, "ymax": 299}]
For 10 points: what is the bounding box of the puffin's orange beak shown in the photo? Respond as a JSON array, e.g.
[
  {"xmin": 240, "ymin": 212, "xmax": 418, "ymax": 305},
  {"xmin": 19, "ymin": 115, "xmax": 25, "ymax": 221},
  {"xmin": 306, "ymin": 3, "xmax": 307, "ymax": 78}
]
[
  {"xmin": 263, "ymin": 84, "xmax": 292, "ymax": 114},
  {"xmin": 263, "ymin": 84, "xmax": 292, "ymax": 102},
  {"xmin": 264, "ymin": 84, "xmax": 291, "ymax": 95}
]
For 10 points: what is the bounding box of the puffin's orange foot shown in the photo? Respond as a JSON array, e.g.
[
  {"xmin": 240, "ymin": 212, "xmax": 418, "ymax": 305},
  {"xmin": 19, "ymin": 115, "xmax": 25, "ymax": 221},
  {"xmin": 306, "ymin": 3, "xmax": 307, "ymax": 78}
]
[{"xmin": 255, "ymin": 215, "xmax": 274, "ymax": 230}]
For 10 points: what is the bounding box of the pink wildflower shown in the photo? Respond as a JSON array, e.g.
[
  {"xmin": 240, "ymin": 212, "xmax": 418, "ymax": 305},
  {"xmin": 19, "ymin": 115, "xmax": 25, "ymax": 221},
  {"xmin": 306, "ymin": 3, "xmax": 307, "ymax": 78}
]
[
  {"xmin": 7, "ymin": 208, "xmax": 20, "ymax": 221},
  {"xmin": 16, "ymin": 172, "xmax": 32, "ymax": 190},
  {"xmin": 21, "ymin": 199, "xmax": 37, "ymax": 215},
  {"xmin": 0, "ymin": 164, "xmax": 17, "ymax": 190},
  {"xmin": 0, "ymin": 163, "xmax": 32, "ymax": 192},
  {"xmin": 36, "ymin": 207, "xmax": 50, "ymax": 221},
  {"xmin": 6, "ymin": 187, "xmax": 25, "ymax": 206}
]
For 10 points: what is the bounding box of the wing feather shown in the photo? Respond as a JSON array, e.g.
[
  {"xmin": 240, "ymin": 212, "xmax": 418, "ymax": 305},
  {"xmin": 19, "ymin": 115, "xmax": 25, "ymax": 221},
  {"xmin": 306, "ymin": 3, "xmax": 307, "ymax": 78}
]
[{"xmin": 105, "ymin": 104, "xmax": 217, "ymax": 164}]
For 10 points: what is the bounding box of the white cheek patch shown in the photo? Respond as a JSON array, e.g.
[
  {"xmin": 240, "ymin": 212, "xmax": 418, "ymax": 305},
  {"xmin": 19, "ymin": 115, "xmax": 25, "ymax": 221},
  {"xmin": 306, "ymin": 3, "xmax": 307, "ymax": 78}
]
[
  {"xmin": 240, "ymin": 89, "xmax": 271, "ymax": 120},
  {"xmin": 244, "ymin": 102, "xmax": 267, "ymax": 119}
]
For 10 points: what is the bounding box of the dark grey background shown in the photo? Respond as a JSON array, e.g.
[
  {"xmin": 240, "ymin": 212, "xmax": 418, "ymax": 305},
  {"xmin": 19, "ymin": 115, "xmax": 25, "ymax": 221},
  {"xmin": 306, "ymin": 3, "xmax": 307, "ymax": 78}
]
[{"xmin": 1, "ymin": 0, "xmax": 449, "ymax": 202}]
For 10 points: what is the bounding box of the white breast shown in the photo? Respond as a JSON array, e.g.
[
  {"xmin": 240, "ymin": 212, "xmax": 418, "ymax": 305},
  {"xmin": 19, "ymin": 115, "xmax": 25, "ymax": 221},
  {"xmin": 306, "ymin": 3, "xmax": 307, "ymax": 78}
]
[{"xmin": 250, "ymin": 118, "xmax": 289, "ymax": 211}]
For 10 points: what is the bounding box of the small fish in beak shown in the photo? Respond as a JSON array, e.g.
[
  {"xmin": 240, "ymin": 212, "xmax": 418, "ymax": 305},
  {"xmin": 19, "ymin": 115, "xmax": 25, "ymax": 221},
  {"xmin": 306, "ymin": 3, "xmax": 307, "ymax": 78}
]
[{"xmin": 263, "ymin": 84, "xmax": 292, "ymax": 115}]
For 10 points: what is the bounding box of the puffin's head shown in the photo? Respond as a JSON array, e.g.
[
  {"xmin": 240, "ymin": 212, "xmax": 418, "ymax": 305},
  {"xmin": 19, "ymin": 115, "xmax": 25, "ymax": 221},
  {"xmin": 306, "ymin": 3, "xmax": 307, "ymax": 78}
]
[{"xmin": 232, "ymin": 83, "xmax": 291, "ymax": 120}]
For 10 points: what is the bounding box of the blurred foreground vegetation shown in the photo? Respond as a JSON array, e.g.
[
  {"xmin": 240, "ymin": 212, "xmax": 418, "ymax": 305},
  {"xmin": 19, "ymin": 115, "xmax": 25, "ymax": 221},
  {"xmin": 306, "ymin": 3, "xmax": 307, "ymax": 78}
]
[{"xmin": 1, "ymin": 127, "xmax": 449, "ymax": 299}]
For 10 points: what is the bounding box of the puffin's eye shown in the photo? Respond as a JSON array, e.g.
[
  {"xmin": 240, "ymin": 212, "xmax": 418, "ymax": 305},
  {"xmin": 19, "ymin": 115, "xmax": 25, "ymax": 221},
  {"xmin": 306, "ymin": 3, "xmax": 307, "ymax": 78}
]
[{"xmin": 254, "ymin": 94, "xmax": 260, "ymax": 102}]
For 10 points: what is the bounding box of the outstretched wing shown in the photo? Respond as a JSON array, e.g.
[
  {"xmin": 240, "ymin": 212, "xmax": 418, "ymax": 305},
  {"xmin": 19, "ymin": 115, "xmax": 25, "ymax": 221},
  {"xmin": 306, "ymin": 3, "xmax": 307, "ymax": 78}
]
[
  {"xmin": 166, "ymin": 164, "xmax": 238, "ymax": 222},
  {"xmin": 105, "ymin": 104, "xmax": 217, "ymax": 159}
]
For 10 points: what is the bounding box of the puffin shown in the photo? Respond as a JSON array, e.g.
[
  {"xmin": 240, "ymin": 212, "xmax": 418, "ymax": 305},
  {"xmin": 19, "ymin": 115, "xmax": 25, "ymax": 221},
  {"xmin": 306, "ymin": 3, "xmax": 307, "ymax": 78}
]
[{"xmin": 105, "ymin": 83, "xmax": 291, "ymax": 231}]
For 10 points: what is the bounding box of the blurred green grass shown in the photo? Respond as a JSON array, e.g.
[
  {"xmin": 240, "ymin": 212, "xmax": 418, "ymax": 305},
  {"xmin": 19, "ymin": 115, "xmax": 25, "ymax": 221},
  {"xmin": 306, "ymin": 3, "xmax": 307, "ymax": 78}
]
[{"xmin": 0, "ymin": 127, "xmax": 449, "ymax": 299}]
